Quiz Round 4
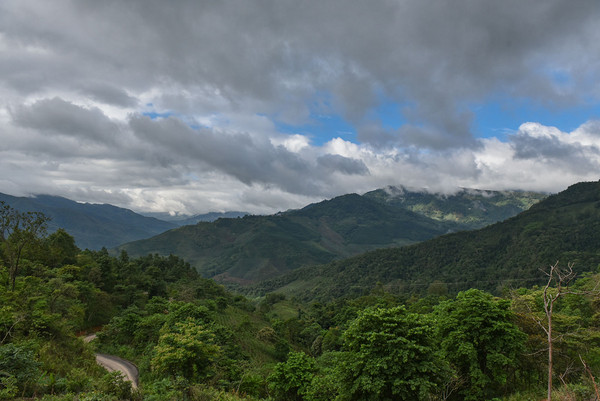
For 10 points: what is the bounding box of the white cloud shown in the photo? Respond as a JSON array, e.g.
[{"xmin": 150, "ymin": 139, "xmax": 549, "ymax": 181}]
[{"xmin": 1, "ymin": 1, "xmax": 600, "ymax": 214}]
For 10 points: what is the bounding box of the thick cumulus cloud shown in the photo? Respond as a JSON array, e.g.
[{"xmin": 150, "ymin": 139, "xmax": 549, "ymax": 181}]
[
  {"xmin": 510, "ymin": 122, "xmax": 600, "ymax": 175},
  {"xmin": 3, "ymin": 0, "xmax": 600, "ymax": 137},
  {"xmin": 128, "ymin": 114, "xmax": 370, "ymax": 195},
  {"xmin": 2, "ymin": 96, "xmax": 372, "ymax": 212},
  {"xmin": 1, "ymin": 0, "xmax": 600, "ymax": 213},
  {"xmin": 12, "ymin": 98, "xmax": 121, "ymax": 145},
  {"xmin": 1, "ymin": 96, "xmax": 599, "ymax": 213}
]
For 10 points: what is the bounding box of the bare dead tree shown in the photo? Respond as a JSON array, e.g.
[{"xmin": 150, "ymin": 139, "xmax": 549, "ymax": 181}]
[
  {"xmin": 538, "ymin": 262, "xmax": 577, "ymax": 401},
  {"xmin": 558, "ymin": 361, "xmax": 575, "ymax": 388},
  {"xmin": 533, "ymin": 262, "xmax": 580, "ymax": 401},
  {"xmin": 529, "ymin": 261, "xmax": 600, "ymax": 401},
  {"xmin": 428, "ymin": 374, "xmax": 465, "ymax": 401},
  {"xmin": 511, "ymin": 261, "xmax": 600, "ymax": 400},
  {"xmin": 0, "ymin": 314, "xmax": 25, "ymax": 345},
  {"xmin": 580, "ymin": 355, "xmax": 600, "ymax": 401}
]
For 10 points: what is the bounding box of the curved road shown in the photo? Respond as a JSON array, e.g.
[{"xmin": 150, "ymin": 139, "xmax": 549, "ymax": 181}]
[{"xmin": 84, "ymin": 334, "xmax": 139, "ymax": 389}]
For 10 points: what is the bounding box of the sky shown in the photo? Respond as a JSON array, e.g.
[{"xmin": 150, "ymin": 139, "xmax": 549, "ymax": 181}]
[{"xmin": 1, "ymin": 0, "xmax": 600, "ymax": 215}]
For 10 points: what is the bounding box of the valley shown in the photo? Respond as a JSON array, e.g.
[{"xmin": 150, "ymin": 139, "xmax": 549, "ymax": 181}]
[{"xmin": 1, "ymin": 181, "xmax": 599, "ymax": 401}]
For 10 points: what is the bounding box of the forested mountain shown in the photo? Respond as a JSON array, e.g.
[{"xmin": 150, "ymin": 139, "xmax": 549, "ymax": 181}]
[
  {"xmin": 118, "ymin": 188, "xmax": 544, "ymax": 284},
  {"xmin": 117, "ymin": 194, "xmax": 451, "ymax": 283},
  {"xmin": 0, "ymin": 193, "xmax": 176, "ymax": 249},
  {"xmin": 3, "ymin": 191, "xmax": 600, "ymax": 401},
  {"xmin": 252, "ymin": 180, "xmax": 600, "ymax": 301},
  {"xmin": 364, "ymin": 186, "xmax": 544, "ymax": 229}
]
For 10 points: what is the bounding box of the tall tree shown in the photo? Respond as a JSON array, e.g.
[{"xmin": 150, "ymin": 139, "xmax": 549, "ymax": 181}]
[
  {"xmin": 268, "ymin": 351, "xmax": 316, "ymax": 401},
  {"xmin": 435, "ymin": 289, "xmax": 526, "ymax": 401},
  {"xmin": 0, "ymin": 202, "xmax": 49, "ymax": 290},
  {"xmin": 337, "ymin": 306, "xmax": 447, "ymax": 401},
  {"xmin": 151, "ymin": 319, "xmax": 221, "ymax": 380}
]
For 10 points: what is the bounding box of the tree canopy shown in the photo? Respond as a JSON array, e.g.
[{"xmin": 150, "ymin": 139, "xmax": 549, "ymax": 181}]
[
  {"xmin": 435, "ymin": 289, "xmax": 526, "ymax": 400},
  {"xmin": 337, "ymin": 306, "xmax": 447, "ymax": 401}
]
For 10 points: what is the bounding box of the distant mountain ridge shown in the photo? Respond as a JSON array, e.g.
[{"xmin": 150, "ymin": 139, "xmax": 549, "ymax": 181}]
[
  {"xmin": 0, "ymin": 193, "xmax": 177, "ymax": 250},
  {"xmin": 117, "ymin": 187, "xmax": 546, "ymax": 283},
  {"xmin": 251, "ymin": 180, "xmax": 600, "ymax": 302},
  {"xmin": 142, "ymin": 211, "xmax": 249, "ymax": 226},
  {"xmin": 363, "ymin": 186, "xmax": 545, "ymax": 230}
]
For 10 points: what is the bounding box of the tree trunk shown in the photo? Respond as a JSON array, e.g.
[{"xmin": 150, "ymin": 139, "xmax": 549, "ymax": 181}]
[{"xmin": 547, "ymin": 311, "xmax": 552, "ymax": 401}]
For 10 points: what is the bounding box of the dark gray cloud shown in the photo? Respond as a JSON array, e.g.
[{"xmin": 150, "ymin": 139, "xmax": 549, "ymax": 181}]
[
  {"xmin": 128, "ymin": 115, "xmax": 369, "ymax": 196},
  {"xmin": 317, "ymin": 154, "xmax": 369, "ymax": 175},
  {"xmin": 1, "ymin": 0, "xmax": 600, "ymax": 213},
  {"xmin": 2, "ymin": 0, "xmax": 599, "ymax": 147},
  {"xmin": 358, "ymin": 121, "xmax": 478, "ymax": 150},
  {"xmin": 11, "ymin": 98, "xmax": 120, "ymax": 144},
  {"xmin": 79, "ymin": 83, "xmax": 139, "ymax": 108}
]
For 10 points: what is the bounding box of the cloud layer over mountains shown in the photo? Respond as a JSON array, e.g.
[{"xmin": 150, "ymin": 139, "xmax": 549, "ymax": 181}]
[{"xmin": 1, "ymin": 0, "xmax": 600, "ymax": 214}]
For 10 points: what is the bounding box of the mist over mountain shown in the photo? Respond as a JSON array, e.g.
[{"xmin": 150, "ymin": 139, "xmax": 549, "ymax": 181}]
[
  {"xmin": 142, "ymin": 211, "xmax": 249, "ymax": 226},
  {"xmin": 251, "ymin": 180, "xmax": 600, "ymax": 302},
  {"xmin": 363, "ymin": 185, "xmax": 545, "ymax": 230}
]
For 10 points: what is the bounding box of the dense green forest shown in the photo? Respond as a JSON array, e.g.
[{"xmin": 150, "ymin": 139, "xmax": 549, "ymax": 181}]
[
  {"xmin": 118, "ymin": 188, "xmax": 544, "ymax": 284},
  {"xmin": 252, "ymin": 181, "xmax": 600, "ymax": 302},
  {"xmin": 2, "ymin": 181, "xmax": 600, "ymax": 400}
]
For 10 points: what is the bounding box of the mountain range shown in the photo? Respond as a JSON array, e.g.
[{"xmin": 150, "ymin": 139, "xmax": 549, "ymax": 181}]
[
  {"xmin": 250, "ymin": 180, "xmax": 600, "ymax": 301},
  {"xmin": 117, "ymin": 187, "xmax": 545, "ymax": 283},
  {"xmin": 0, "ymin": 193, "xmax": 177, "ymax": 250},
  {"xmin": 0, "ymin": 186, "xmax": 548, "ymax": 283},
  {"xmin": 142, "ymin": 211, "xmax": 249, "ymax": 226}
]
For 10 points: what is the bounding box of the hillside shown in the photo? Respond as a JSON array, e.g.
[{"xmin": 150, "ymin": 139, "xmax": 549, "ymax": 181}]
[
  {"xmin": 0, "ymin": 193, "xmax": 176, "ymax": 249},
  {"xmin": 251, "ymin": 180, "xmax": 600, "ymax": 301},
  {"xmin": 7, "ymin": 198, "xmax": 600, "ymax": 400},
  {"xmin": 118, "ymin": 194, "xmax": 452, "ymax": 283},
  {"xmin": 364, "ymin": 186, "xmax": 545, "ymax": 229},
  {"xmin": 118, "ymin": 188, "xmax": 545, "ymax": 283}
]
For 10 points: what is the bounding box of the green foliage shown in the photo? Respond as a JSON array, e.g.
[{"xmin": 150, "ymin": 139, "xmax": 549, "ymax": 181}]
[
  {"xmin": 0, "ymin": 342, "xmax": 41, "ymax": 395},
  {"xmin": 151, "ymin": 320, "xmax": 221, "ymax": 380},
  {"xmin": 44, "ymin": 229, "xmax": 79, "ymax": 267},
  {"xmin": 337, "ymin": 306, "xmax": 447, "ymax": 401},
  {"xmin": 0, "ymin": 204, "xmax": 237, "ymax": 399},
  {"xmin": 268, "ymin": 351, "xmax": 316, "ymax": 401},
  {"xmin": 0, "ymin": 200, "xmax": 50, "ymax": 290},
  {"xmin": 363, "ymin": 186, "xmax": 545, "ymax": 229},
  {"xmin": 435, "ymin": 289, "xmax": 526, "ymax": 400},
  {"xmin": 255, "ymin": 181, "xmax": 600, "ymax": 302},
  {"xmin": 0, "ymin": 374, "xmax": 17, "ymax": 400},
  {"xmin": 5, "ymin": 186, "xmax": 600, "ymax": 400},
  {"xmin": 511, "ymin": 273, "xmax": 600, "ymax": 394},
  {"xmin": 120, "ymin": 187, "xmax": 540, "ymax": 284},
  {"xmin": 97, "ymin": 371, "xmax": 133, "ymax": 400}
]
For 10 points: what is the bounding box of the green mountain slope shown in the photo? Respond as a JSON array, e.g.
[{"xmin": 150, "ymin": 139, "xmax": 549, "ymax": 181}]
[
  {"xmin": 364, "ymin": 186, "xmax": 545, "ymax": 229},
  {"xmin": 118, "ymin": 194, "xmax": 452, "ymax": 283},
  {"xmin": 0, "ymin": 193, "xmax": 176, "ymax": 249},
  {"xmin": 252, "ymin": 180, "xmax": 600, "ymax": 301},
  {"xmin": 118, "ymin": 188, "xmax": 545, "ymax": 283}
]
